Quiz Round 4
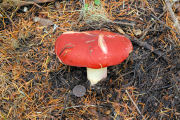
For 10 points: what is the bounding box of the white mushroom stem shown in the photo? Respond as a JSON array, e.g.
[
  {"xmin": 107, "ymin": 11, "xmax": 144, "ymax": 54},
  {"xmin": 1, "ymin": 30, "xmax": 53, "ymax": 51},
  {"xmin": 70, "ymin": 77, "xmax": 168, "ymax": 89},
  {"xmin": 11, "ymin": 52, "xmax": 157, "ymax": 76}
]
[{"xmin": 87, "ymin": 67, "xmax": 107, "ymax": 85}]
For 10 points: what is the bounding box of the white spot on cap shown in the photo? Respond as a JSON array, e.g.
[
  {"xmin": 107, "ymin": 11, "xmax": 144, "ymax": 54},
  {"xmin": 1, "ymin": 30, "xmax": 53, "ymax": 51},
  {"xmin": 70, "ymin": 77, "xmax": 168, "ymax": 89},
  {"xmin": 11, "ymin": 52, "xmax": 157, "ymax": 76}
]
[
  {"xmin": 63, "ymin": 31, "xmax": 91, "ymax": 35},
  {"xmin": 98, "ymin": 34, "xmax": 108, "ymax": 54}
]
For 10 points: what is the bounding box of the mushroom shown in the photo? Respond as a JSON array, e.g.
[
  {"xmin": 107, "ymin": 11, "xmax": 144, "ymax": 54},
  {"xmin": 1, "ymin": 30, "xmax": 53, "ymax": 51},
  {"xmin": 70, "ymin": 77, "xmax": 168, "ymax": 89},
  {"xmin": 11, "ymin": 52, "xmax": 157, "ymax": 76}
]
[{"xmin": 55, "ymin": 30, "xmax": 133, "ymax": 85}]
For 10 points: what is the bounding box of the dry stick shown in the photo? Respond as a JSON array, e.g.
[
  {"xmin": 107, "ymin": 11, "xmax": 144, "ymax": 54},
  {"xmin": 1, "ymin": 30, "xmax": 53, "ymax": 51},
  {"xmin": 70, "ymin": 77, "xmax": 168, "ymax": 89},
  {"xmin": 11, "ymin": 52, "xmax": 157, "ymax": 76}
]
[
  {"xmin": 59, "ymin": 93, "xmax": 69, "ymax": 120},
  {"xmin": 165, "ymin": 0, "xmax": 180, "ymax": 34},
  {"xmin": 125, "ymin": 90, "xmax": 146, "ymax": 120},
  {"xmin": 0, "ymin": 0, "xmax": 55, "ymax": 8},
  {"xmin": 33, "ymin": 0, "xmax": 55, "ymax": 3},
  {"xmin": 117, "ymin": 11, "xmax": 168, "ymax": 61},
  {"xmin": 109, "ymin": 19, "xmax": 136, "ymax": 26},
  {"xmin": 139, "ymin": 10, "xmax": 166, "ymax": 41},
  {"xmin": 64, "ymin": 104, "xmax": 97, "ymax": 110},
  {"xmin": 19, "ymin": 1, "xmax": 42, "ymax": 8},
  {"xmin": 124, "ymin": 33, "xmax": 168, "ymax": 61},
  {"xmin": 150, "ymin": 14, "xmax": 178, "ymax": 34},
  {"xmin": 20, "ymin": 0, "xmax": 55, "ymax": 7}
]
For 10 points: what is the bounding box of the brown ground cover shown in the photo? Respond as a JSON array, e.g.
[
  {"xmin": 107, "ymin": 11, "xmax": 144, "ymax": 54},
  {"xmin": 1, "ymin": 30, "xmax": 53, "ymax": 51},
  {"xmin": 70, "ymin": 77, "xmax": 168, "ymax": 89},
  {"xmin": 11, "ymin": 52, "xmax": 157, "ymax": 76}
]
[{"xmin": 0, "ymin": 0, "xmax": 180, "ymax": 119}]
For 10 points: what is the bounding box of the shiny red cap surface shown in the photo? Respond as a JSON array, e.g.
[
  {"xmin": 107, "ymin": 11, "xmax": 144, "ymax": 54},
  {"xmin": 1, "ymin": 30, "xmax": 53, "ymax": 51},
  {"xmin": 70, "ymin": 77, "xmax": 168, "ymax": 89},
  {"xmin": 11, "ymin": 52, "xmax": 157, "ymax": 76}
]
[{"xmin": 55, "ymin": 30, "xmax": 133, "ymax": 69}]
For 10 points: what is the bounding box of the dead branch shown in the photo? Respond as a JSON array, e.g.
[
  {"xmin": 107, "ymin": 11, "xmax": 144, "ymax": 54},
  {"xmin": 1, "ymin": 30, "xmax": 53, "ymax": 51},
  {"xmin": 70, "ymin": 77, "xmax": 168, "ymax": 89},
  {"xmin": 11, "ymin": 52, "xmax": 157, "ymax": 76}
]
[
  {"xmin": 124, "ymin": 33, "xmax": 168, "ymax": 62},
  {"xmin": 0, "ymin": 0, "xmax": 55, "ymax": 9},
  {"xmin": 115, "ymin": 10, "xmax": 169, "ymax": 61},
  {"xmin": 165, "ymin": 0, "xmax": 180, "ymax": 34},
  {"xmin": 114, "ymin": 25, "xmax": 167, "ymax": 61}
]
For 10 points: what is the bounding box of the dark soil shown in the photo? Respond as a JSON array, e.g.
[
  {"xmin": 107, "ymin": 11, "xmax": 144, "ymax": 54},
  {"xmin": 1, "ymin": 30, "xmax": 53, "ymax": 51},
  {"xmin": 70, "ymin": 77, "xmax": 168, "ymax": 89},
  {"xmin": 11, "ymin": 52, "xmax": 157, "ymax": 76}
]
[{"xmin": 0, "ymin": 0, "xmax": 180, "ymax": 119}]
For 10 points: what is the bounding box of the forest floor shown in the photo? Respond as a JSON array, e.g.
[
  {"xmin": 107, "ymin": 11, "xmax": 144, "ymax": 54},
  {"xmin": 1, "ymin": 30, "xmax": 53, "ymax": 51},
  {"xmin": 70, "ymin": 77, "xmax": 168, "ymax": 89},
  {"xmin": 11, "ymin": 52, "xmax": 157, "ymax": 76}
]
[{"xmin": 0, "ymin": 0, "xmax": 180, "ymax": 119}]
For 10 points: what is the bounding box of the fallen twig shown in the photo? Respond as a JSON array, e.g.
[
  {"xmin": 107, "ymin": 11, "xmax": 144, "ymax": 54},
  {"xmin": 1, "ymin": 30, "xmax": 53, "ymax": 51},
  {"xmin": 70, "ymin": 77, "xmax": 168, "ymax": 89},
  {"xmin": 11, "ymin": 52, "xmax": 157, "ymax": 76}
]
[
  {"xmin": 125, "ymin": 90, "xmax": 146, "ymax": 120},
  {"xmin": 0, "ymin": 0, "xmax": 55, "ymax": 9},
  {"xmin": 64, "ymin": 104, "xmax": 97, "ymax": 110},
  {"xmin": 108, "ymin": 19, "xmax": 136, "ymax": 26},
  {"xmin": 165, "ymin": 0, "xmax": 180, "ymax": 34},
  {"xmin": 124, "ymin": 33, "xmax": 168, "ymax": 62},
  {"xmin": 115, "ymin": 11, "xmax": 168, "ymax": 61},
  {"xmin": 139, "ymin": 10, "xmax": 166, "ymax": 40}
]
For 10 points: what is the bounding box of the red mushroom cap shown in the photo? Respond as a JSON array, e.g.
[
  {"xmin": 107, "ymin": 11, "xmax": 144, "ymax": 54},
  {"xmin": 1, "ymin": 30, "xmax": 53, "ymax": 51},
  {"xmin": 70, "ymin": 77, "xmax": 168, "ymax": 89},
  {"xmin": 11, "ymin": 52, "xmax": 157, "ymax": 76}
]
[{"xmin": 55, "ymin": 30, "xmax": 133, "ymax": 69}]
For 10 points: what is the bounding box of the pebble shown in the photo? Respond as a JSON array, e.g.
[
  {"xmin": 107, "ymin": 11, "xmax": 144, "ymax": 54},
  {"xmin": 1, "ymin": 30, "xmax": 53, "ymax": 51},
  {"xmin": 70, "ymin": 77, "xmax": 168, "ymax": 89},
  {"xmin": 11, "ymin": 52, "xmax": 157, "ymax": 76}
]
[{"xmin": 72, "ymin": 85, "xmax": 86, "ymax": 97}]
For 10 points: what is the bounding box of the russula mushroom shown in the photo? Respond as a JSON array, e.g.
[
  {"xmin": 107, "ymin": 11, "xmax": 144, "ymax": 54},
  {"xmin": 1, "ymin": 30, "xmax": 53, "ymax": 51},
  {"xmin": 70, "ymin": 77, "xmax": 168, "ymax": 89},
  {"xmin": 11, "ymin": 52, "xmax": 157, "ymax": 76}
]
[{"xmin": 55, "ymin": 30, "xmax": 133, "ymax": 85}]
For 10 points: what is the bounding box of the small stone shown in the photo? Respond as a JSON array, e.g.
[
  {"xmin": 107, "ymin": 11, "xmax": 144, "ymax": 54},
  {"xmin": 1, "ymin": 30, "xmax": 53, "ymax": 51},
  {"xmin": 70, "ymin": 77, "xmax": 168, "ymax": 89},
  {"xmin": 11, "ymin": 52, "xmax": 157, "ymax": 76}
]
[
  {"xmin": 23, "ymin": 7, "xmax": 28, "ymax": 12},
  {"xmin": 105, "ymin": 110, "xmax": 111, "ymax": 115},
  {"xmin": 33, "ymin": 17, "xmax": 54, "ymax": 26},
  {"xmin": 72, "ymin": 85, "xmax": 86, "ymax": 97}
]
